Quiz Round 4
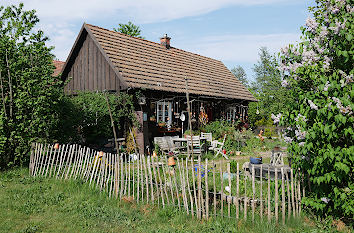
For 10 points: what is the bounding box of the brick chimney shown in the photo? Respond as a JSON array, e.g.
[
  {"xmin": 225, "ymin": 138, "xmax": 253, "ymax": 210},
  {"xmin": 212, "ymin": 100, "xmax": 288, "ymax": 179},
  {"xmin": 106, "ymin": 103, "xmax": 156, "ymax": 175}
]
[{"xmin": 160, "ymin": 34, "xmax": 171, "ymax": 49}]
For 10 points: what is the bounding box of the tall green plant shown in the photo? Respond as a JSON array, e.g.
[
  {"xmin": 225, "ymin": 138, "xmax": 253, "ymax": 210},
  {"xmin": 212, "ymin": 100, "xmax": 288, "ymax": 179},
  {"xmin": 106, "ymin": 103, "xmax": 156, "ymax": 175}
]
[
  {"xmin": 0, "ymin": 4, "xmax": 63, "ymax": 169},
  {"xmin": 65, "ymin": 91, "xmax": 138, "ymax": 144},
  {"xmin": 278, "ymin": 0, "xmax": 353, "ymax": 220}
]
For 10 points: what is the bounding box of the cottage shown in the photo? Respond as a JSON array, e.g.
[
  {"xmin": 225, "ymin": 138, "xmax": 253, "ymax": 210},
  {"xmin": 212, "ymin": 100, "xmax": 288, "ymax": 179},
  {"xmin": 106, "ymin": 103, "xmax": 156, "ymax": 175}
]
[{"xmin": 60, "ymin": 23, "xmax": 256, "ymax": 153}]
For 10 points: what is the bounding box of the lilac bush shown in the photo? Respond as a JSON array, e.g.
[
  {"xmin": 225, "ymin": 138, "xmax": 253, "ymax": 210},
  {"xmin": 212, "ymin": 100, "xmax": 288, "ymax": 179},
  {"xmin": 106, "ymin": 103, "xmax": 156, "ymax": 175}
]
[{"xmin": 278, "ymin": 0, "xmax": 353, "ymax": 220}]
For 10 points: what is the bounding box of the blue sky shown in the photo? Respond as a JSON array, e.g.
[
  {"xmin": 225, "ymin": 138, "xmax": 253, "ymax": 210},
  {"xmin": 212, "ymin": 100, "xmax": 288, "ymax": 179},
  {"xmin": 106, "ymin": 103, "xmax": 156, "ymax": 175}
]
[{"xmin": 3, "ymin": 0, "xmax": 312, "ymax": 80}]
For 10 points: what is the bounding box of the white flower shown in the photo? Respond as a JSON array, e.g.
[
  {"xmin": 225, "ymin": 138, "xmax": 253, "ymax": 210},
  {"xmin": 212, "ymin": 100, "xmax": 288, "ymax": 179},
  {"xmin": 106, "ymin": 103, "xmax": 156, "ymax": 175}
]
[
  {"xmin": 271, "ymin": 113, "xmax": 282, "ymax": 124},
  {"xmin": 331, "ymin": 97, "xmax": 353, "ymax": 115},
  {"xmin": 338, "ymin": 70, "xmax": 353, "ymax": 87},
  {"xmin": 281, "ymin": 80, "xmax": 289, "ymax": 87},
  {"xmin": 306, "ymin": 17, "xmax": 319, "ymax": 33},
  {"xmin": 321, "ymin": 197, "xmax": 331, "ymax": 204},
  {"xmin": 323, "ymin": 56, "xmax": 331, "ymax": 70},
  {"xmin": 319, "ymin": 26, "xmax": 328, "ymax": 39},
  {"xmin": 295, "ymin": 114, "xmax": 307, "ymax": 122},
  {"xmin": 308, "ymin": 99, "xmax": 318, "ymax": 110},
  {"xmin": 295, "ymin": 129, "xmax": 306, "ymax": 140},
  {"xmin": 283, "ymin": 136, "xmax": 293, "ymax": 144},
  {"xmin": 299, "ymin": 142, "xmax": 305, "ymax": 147},
  {"xmin": 281, "ymin": 45, "xmax": 290, "ymax": 56},
  {"xmin": 323, "ymin": 81, "xmax": 330, "ymax": 91}
]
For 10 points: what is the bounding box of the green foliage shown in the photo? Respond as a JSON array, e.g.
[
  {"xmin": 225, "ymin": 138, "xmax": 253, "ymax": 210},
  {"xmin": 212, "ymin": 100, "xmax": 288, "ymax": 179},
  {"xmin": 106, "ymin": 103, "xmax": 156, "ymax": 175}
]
[
  {"xmin": 279, "ymin": 0, "xmax": 354, "ymax": 220},
  {"xmin": 201, "ymin": 120, "xmax": 237, "ymax": 140},
  {"xmin": 62, "ymin": 91, "xmax": 137, "ymax": 144},
  {"xmin": 247, "ymin": 47, "xmax": 294, "ymax": 126},
  {"xmin": 231, "ymin": 65, "xmax": 249, "ymax": 87},
  {"xmin": 113, "ymin": 21, "xmax": 144, "ymax": 39},
  {"xmin": 0, "ymin": 4, "xmax": 63, "ymax": 169}
]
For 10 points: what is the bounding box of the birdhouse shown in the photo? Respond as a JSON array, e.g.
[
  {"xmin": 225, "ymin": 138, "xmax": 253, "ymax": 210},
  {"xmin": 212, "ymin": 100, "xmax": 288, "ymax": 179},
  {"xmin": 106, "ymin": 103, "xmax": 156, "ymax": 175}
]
[
  {"xmin": 54, "ymin": 143, "xmax": 59, "ymax": 150},
  {"xmin": 168, "ymin": 156, "xmax": 176, "ymax": 166}
]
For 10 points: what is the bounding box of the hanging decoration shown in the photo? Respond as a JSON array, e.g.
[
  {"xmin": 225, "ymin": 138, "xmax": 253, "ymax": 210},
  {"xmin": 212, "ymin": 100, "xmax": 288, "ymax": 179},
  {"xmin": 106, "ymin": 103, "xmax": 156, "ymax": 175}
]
[{"xmin": 199, "ymin": 103, "xmax": 208, "ymax": 126}]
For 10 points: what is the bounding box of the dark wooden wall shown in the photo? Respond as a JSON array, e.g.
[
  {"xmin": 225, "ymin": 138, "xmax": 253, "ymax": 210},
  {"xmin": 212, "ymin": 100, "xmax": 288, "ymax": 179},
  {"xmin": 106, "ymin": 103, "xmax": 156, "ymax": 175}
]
[{"xmin": 64, "ymin": 34, "xmax": 120, "ymax": 93}]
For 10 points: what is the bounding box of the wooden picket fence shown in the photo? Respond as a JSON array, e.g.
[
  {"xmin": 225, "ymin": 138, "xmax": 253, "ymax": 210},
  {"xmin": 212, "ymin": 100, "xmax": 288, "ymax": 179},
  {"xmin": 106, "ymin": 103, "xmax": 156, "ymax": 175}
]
[{"xmin": 29, "ymin": 143, "xmax": 303, "ymax": 223}]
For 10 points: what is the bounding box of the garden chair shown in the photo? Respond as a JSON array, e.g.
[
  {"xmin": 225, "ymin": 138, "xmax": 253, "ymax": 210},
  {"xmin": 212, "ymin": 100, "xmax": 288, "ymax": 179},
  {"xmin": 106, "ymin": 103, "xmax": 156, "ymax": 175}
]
[
  {"xmin": 270, "ymin": 148, "xmax": 284, "ymax": 166},
  {"xmin": 200, "ymin": 132, "xmax": 213, "ymax": 142},
  {"xmin": 186, "ymin": 135, "xmax": 203, "ymax": 156},
  {"xmin": 154, "ymin": 137, "xmax": 170, "ymax": 155},
  {"xmin": 210, "ymin": 134, "xmax": 228, "ymax": 159}
]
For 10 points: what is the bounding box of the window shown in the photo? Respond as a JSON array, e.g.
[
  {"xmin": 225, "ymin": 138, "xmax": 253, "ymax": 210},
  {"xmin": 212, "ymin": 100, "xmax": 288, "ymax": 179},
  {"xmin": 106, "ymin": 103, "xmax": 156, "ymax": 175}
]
[{"xmin": 156, "ymin": 101, "xmax": 172, "ymax": 126}]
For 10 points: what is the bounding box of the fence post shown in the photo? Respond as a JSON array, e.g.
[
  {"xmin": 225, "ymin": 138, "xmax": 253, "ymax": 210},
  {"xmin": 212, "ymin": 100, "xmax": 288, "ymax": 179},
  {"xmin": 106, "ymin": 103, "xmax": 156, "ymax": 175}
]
[
  {"xmin": 275, "ymin": 167, "xmax": 278, "ymax": 222},
  {"xmin": 185, "ymin": 158, "xmax": 194, "ymax": 217},
  {"xmin": 219, "ymin": 159, "xmax": 224, "ymax": 218},
  {"xmin": 227, "ymin": 161, "xmax": 231, "ymax": 218},
  {"xmin": 213, "ymin": 160, "xmax": 217, "ymax": 219},
  {"xmin": 252, "ymin": 165, "xmax": 255, "ymax": 222},
  {"xmin": 267, "ymin": 167, "xmax": 271, "ymax": 222},
  {"xmin": 281, "ymin": 167, "xmax": 285, "ymax": 224},
  {"xmin": 291, "ymin": 168, "xmax": 295, "ymax": 217},
  {"xmin": 260, "ymin": 164, "xmax": 263, "ymax": 220},
  {"xmin": 236, "ymin": 162, "xmax": 239, "ymax": 220},
  {"xmin": 244, "ymin": 167, "xmax": 247, "ymax": 221},
  {"xmin": 205, "ymin": 159, "xmax": 209, "ymax": 220},
  {"xmin": 143, "ymin": 155, "xmax": 149, "ymax": 203}
]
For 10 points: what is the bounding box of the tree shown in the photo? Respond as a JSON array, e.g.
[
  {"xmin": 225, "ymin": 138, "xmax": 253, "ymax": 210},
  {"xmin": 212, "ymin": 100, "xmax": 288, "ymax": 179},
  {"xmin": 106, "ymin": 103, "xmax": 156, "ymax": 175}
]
[
  {"xmin": 247, "ymin": 47, "xmax": 293, "ymax": 126},
  {"xmin": 231, "ymin": 65, "xmax": 248, "ymax": 87},
  {"xmin": 278, "ymin": 0, "xmax": 353, "ymax": 220},
  {"xmin": 0, "ymin": 4, "xmax": 63, "ymax": 169},
  {"xmin": 113, "ymin": 21, "xmax": 144, "ymax": 39}
]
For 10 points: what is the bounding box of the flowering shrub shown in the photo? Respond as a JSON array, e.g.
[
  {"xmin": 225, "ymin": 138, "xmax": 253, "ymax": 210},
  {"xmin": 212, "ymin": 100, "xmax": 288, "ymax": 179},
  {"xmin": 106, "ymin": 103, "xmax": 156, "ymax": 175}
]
[{"xmin": 277, "ymin": 0, "xmax": 353, "ymax": 219}]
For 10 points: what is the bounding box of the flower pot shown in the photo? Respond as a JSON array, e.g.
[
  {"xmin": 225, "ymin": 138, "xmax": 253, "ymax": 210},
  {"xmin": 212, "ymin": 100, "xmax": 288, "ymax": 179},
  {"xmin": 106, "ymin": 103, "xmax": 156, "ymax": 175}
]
[
  {"xmin": 168, "ymin": 157, "xmax": 176, "ymax": 166},
  {"xmin": 250, "ymin": 157, "xmax": 262, "ymax": 164}
]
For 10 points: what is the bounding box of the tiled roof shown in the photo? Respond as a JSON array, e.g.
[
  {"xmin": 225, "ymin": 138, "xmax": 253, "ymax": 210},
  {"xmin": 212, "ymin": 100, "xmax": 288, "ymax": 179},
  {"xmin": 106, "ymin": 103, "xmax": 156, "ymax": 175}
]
[
  {"xmin": 53, "ymin": 60, "xmax": 64, "ymax": 76},
  {"xmin": 85, "ymin": 24, "xmax": 256, "ymax": 101}
]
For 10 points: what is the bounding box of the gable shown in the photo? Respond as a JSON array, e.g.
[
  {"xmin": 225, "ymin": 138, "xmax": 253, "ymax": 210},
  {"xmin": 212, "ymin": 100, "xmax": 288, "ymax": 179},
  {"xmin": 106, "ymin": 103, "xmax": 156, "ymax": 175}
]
[{"xmin": 62, "ymin": 26, "xmax": 124, "ymax": 93}]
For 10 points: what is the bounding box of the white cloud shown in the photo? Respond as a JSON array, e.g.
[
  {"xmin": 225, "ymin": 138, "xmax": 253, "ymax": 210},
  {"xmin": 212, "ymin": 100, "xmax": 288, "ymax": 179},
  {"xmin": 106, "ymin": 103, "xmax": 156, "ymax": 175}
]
[
  {"xmin": 180, "ymin": 33, "xmax": 301, "ymax": 63},
  {"xmin": 2, "ymin": 0, "xmax": 303, "ymax": 61},
  {"xmin": 3, "ymin": 0, "xmax": 301, "ymax": 23}
]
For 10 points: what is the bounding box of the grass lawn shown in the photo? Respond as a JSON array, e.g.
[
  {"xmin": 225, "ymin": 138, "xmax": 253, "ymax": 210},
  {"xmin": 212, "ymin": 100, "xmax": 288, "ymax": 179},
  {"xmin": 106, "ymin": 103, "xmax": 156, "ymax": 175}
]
[{"xmin": 0, "ymin": 168, "xmax": 344, "ymax": 233}]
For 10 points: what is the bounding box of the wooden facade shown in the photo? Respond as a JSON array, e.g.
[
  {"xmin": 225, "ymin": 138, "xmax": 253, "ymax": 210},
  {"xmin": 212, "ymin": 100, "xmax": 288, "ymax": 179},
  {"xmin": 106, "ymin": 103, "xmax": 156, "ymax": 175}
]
[{"xmin": 62, "ymin": 29, "xmax": 122, "ymax": 93}]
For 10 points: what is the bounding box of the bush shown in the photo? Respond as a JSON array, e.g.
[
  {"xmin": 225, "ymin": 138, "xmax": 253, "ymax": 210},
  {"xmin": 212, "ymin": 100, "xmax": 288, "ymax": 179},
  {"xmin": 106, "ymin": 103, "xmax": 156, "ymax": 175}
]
[{"xmin": 278, "ymin": 0, "xmax": 354, "ymax": 220}]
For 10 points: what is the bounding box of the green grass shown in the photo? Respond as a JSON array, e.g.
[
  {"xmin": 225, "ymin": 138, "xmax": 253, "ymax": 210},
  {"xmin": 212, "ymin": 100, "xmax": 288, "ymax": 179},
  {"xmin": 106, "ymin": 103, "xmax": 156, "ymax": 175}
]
[{"xmin": 0, "ymin": 168, "xmax": 342, "ymax": 233}]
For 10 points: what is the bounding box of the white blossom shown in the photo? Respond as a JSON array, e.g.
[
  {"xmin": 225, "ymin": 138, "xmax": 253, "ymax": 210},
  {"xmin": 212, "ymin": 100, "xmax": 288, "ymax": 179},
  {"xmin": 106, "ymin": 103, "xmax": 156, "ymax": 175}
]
[
  {"xmin": 281, "ymin": 79, "xmax": 289, "ymax": 87},
  {"xmin": 271, "ymin": 113, "xmax": 282, "ymax": 124},
  {"xmin": 299, "ymin": 142, "xmax": 305, "ymax": 147},
  {"xmin": 338, "ymin": 70, "xmax": 353, "ymax": 87},
  {"xmin": 306, "ymin": 17, "xmax": 319, "ymax": 33},
  {"xmin": 283, "ymin": 135, "xmax": 293, "ymax": 144},
  {"xmin": 302, "ymin": 49, "xmax": 319, "ymax": 64},
  {"xmin": 323, "ymin": 81, "xmax": 330, "ymax": 91},
  {"xmin": 321, "ymin": 197, "xmax": 331, "ymax": 204},
  {"xmin": 295, "ymin": 129, "xmax": 306, "ymax": 140},
  {"xmin": 332, "ymin": 97, "xmax": 353, "ymax": 115},
  {"xmin": 295, "ymin": 114, "xmax": 307, "ymax": 122},
  {"xmin": 323, "ymin": 56, "xmax": 331, "ymax": 70},
  {"xmin": 308, "ymin": 99, "xmax": 318, "ymax": 110},
  {"xmin": 346, "ymin": 5, "xmax": 354, "ymax": 13},
  {"xmin": 280, "ymin": 45, "xmax": 290, "ymax": 56},
  {"xmin": 329, "ymin": 20, "xmax": 346, "ymax": 34},
  {"xmin": 319, "ymin": 26, "xmax": 328, "ymax": 39}
]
